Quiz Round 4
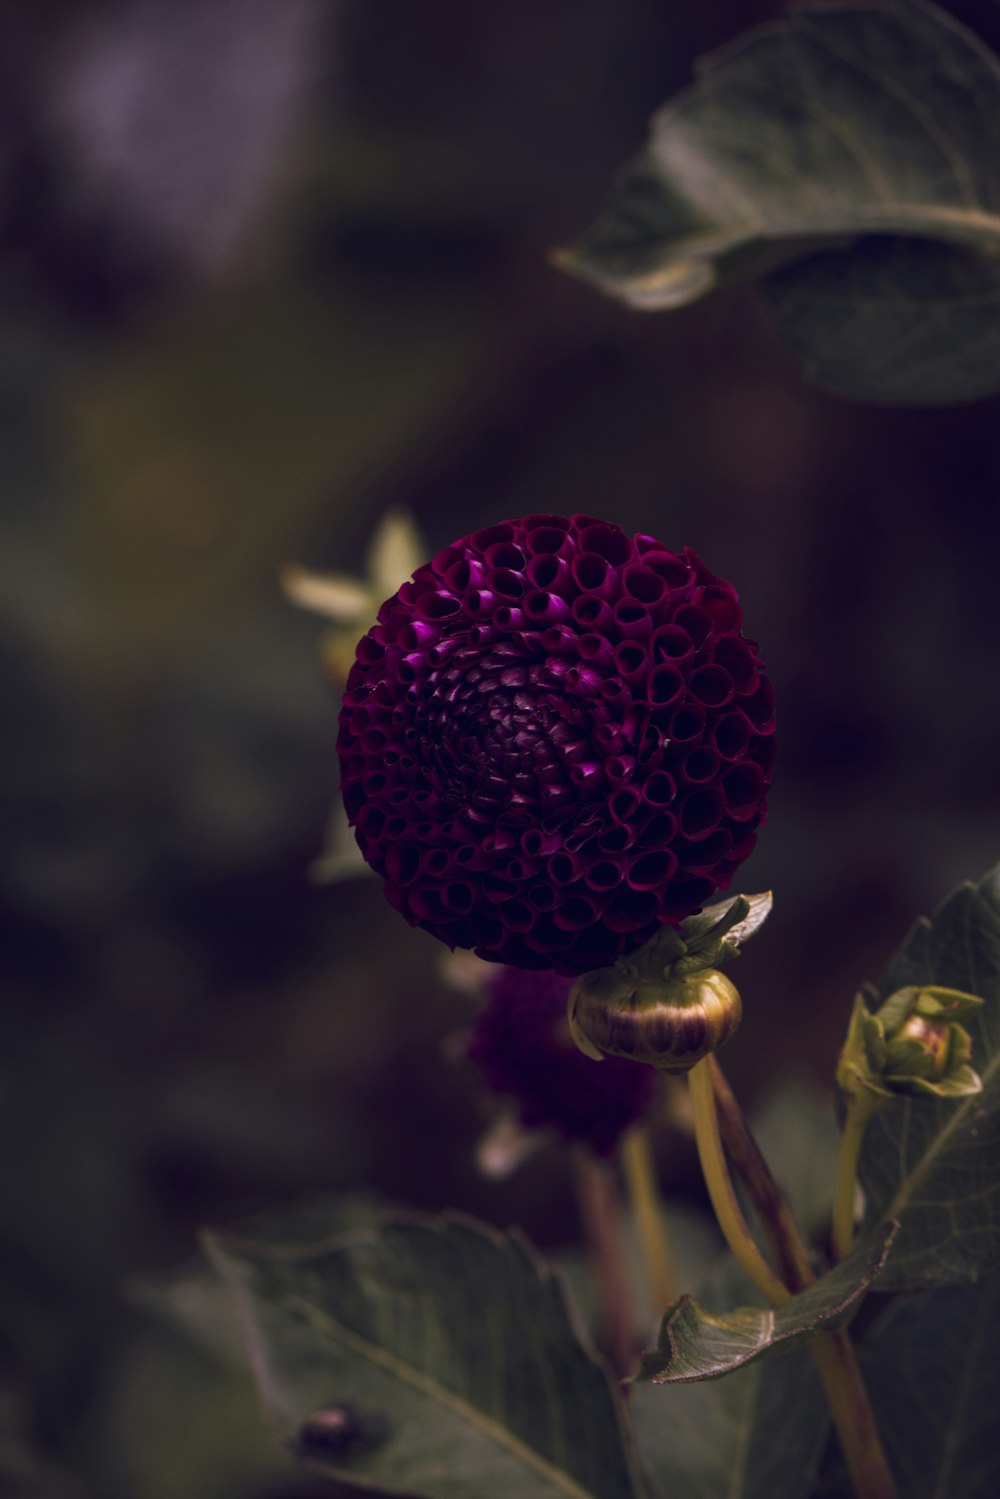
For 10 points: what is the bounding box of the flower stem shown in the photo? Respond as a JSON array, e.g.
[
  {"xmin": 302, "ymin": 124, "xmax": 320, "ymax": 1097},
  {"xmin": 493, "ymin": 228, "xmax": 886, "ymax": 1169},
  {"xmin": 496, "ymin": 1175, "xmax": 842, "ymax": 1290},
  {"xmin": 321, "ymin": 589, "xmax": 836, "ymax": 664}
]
[
  {"xmin": 812, "ymin": 1331, "xmax": 898, "ymax": 1499},
  {"xmin": 687, "ymin": 1058, "xmax": 790, "ymax": 1305},
  {"xmin": 832, "ymin": 1095, "xmax": 877, "ymax": 1262},
  {"xmin": 621, "ymin": 1128, "xmax": 676, "ymax": 1313},
  {"xmin": 571, "ymin": 1149, "xmax": 637, "ymax": 1380},
  {"xmin": 707, "ymin": 1055, "xmax": 815, "ymax": 1290},
  {"xmin": 689, "ymin": 1057, "xmax": 899, "ymax": 1499}
]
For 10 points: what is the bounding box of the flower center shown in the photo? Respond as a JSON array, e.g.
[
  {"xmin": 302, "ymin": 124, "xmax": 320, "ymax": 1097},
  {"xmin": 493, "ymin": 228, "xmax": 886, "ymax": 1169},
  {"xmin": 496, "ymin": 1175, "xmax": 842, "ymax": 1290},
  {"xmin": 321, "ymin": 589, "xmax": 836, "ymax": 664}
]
[{"xmin": 413, "ymin": 643, "xmax": 612, "ymax": 826}]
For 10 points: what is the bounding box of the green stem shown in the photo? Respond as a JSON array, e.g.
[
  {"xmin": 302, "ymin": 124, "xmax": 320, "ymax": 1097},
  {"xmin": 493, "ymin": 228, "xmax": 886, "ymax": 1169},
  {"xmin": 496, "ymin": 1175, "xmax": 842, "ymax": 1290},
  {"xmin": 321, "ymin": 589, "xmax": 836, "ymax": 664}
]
[
  {"xmin": 708, "ymin": 1055, "xmax": 815, "ymax": 1291},
  {"xmin": 812, "ymin": 1332, "xmax": 899, "ymax": 1499},
  {"xmin": 621, "ymin": 1127, "xmax": 676, "ymax": 1313},
  {"xmin": 833, "ymin": 1094, "xmax": 878, "ymax": 1262},
  {"xmin": 687, "ymin": 1058, "xmax": 790, "ymax": 1305},
  {"xmin": 690, "ymin": 1057, "xmax": 899, "ymax": 1499}
]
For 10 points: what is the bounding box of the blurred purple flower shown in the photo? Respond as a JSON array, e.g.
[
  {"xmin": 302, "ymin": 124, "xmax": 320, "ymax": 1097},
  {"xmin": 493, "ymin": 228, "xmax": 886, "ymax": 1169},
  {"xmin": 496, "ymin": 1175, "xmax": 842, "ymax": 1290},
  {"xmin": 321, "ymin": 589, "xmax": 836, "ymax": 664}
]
[
  {"xmin": 338, "ymin": 514, "xmax": 773, "ymax": 974},
  {"xmin": 466, "ymin": 966, "xmax": 657, "ymax": 1156}
]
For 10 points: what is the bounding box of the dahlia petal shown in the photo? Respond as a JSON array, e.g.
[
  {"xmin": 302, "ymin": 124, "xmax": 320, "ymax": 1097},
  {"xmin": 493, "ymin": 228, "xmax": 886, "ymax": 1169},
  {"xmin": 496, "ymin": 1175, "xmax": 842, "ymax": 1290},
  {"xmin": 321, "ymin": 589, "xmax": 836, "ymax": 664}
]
[{"xmin": 337, "ymin": 515, "xmax": 772, "ymax": 974}]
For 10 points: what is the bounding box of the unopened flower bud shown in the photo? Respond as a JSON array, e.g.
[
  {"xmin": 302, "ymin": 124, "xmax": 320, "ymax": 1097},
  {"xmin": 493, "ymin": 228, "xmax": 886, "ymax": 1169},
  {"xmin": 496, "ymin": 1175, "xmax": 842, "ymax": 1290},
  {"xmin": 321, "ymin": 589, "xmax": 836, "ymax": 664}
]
[
  {"xmin": 884, "ymin": 1013, "xmax": 952, "ymax": 1082},
  {"xmin": 838, "ymin": 984, "xmax": 984, "ymax": 1105},
  {"xmin": 568, "ymin": 964, "xmax": 741, "ymax": 1073}
]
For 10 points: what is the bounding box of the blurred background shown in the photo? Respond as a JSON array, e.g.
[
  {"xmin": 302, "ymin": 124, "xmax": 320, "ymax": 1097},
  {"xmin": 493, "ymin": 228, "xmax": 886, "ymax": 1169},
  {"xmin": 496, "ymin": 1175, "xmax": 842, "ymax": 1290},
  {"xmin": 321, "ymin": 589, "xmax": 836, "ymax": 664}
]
[{"xmin": 3, "ymin": 0, "xmax": 1000, "ymax": 1494}]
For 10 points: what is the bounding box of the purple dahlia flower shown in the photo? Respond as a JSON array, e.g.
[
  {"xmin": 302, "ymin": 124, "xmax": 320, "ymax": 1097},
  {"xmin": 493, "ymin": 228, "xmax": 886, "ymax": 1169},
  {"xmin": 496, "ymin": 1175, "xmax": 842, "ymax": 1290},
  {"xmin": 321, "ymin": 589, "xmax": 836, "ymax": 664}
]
[
  {"xmin": 338, "ymin": 514, "xmax": 773, "ymax": 974},
  {"xmin": 467, "ymin": 967, "xmax": 657, "ymax": 1156}
]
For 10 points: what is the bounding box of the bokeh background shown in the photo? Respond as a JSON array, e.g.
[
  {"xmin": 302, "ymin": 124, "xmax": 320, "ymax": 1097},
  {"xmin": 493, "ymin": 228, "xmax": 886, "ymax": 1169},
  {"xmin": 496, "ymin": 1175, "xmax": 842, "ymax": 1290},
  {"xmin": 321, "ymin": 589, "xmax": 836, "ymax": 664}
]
[{"xmin": 3, "ymin": 1, "xmax": 1000, "ymax": 1494}]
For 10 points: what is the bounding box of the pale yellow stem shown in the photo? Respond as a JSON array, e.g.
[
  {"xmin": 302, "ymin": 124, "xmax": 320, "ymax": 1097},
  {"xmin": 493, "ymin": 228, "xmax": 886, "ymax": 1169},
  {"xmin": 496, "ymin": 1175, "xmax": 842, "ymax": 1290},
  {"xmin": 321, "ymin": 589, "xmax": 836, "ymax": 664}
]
[
  {"xmin": 832, "ymin": 1097, "xmax": 876, "ymax": 1262},
  {"xmin": 687, "ymin": 1058, "xmax": 790, "ymax": 1306},
  {"xmin": 621, "ymin": 1128, "xmax": 676, "ymax": 1313}
]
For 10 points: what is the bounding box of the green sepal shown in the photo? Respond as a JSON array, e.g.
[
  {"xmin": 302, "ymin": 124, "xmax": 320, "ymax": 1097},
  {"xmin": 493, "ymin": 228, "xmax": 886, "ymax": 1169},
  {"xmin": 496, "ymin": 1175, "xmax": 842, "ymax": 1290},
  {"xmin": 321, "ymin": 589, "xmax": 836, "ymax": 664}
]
[
  {"xmin": 579, "ymin": 890, "xmax": 771, "ymax": 998},
  {"xmin": 567, "ymin": 892, "xmax": 770, "ymax": 1071},
  {"xmin": 838, "ymin": 984, "xmax": 985, "ymax": 1103},
  {"xmin": 677, "ymin": 892, "xmax": 773, "ymax": 972},
  {"xmin": 836, "ymin": 993, "xmax": 893, "ymax": 1105},
  {"xmin": 913, "ymin": 986, "xmax": 986, "ymax": 1023}
]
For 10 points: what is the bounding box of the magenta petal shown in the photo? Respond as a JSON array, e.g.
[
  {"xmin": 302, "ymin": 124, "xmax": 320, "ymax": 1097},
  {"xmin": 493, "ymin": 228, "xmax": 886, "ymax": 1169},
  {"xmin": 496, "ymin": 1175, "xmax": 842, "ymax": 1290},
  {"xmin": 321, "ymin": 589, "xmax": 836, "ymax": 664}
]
[{"xmin": 338, "ymin": 514, "xmax": 772, "ymax": 975}]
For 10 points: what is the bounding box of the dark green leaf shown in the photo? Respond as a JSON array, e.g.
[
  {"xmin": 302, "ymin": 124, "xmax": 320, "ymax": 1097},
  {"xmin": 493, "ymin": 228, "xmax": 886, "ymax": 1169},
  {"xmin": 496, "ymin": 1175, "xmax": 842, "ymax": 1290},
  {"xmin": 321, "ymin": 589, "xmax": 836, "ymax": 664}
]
[
  {"xmin": 205, "ymin": 1211, "xmax": 645, "ymax": 1499},
  {"xmin": 631, "ymin": 1259, "xmax": 830, "ymax": 1499},
  {"xmin": 859, "ymin": 1268, "xmax": 1000, "ymax": 1499},
  {"xmin": 557, "ymin": 0, "xmax": 1000, "ymax": 405},
  {"xmin": 632, "ymin": 1345, "xmax": 827, "ymax": 1499},
  {"xmin": 751, "ymin": 1082, "xmax": 841, "ymax": 1242},
  {"xmin": 637, "ymin": 1223, "xmax": 894, "ymax": 1383},
  {"xmin": 858, "ymin": 865, "xmax": 1000, "ymax": 1288},
  {"xmin": 760, "ymin": 235, "xmax": 1000, "ymax": 405}
]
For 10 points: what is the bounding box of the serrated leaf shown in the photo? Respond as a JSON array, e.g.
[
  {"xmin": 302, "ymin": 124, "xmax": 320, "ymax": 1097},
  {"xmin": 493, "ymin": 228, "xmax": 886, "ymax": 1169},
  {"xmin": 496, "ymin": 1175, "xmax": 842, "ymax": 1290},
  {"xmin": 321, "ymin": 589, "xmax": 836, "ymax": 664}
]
[
  {"xmin": 638, "ymin": 1223, "xmax": 895, "ymax": 1383},
  {"xmin": 857, "ymin": 865, "xmax": 1000, "ymax": 1288},
  {"xmin": 858, "ymin": 1267, "xmax": 1000, "ymax": 1499},
  {"xmin": 205, "ymin": 1211, "xmax": 645, "ymax": 1499},
  {"xmin": 558, "ymin": 0, "xmax": 1000, "ymax": 406}
]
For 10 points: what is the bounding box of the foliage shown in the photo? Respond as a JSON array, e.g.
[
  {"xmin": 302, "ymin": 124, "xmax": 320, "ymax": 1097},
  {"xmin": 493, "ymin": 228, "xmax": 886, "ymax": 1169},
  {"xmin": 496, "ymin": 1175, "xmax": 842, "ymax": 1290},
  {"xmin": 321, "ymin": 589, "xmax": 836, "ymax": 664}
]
[
  {"xmin": 859, "ymin": 1268, "xmax": 1000, "ymax": 1499},
  {"xmin": 206, "ymin": 864, "xmax": 1000, "ymax": 1498},
  {"xmin": 5, "ymin": 2, "xmax": 1000, "ymax": 1497},
  {"xmin": 635, "ymin": 1225, "xmax": 894, "ymax": 1383},
  {"xmin": 206, "ymin": 1213, "xmax": 645, "ymax": 1499},
  {"xmin": 558, "ymin": 0, "xmax": 1000, "ymax": 405},
  {"xmin": 856, "ymin": 866, "xmax": 1000, "ymax": 1287}
]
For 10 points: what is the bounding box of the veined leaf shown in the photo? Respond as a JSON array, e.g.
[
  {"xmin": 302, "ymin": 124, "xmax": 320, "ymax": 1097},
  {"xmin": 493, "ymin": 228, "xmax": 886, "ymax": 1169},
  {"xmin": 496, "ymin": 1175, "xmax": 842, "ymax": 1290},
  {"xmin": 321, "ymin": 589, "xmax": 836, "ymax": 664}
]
[
  {"xmin": 637, "ymin": 1223, "xmax": 894, "ymax": 1383},
  {"xmin": 633, "ymin": 1345, "xmax": 827, "ymax": 1499},
  {"xmin": 858, "ymin": 865, "xmax": 1000, "ymax": 1288},
  {"xmin": 205, "ymin": 1212, "xmax": 645, "ymax": 1499},
  {"xmin": 558, "ymin": 0, "xmax": 1000, "ymax": 405},
  {"xmin": 860, "ymin": 1268, "xmax": 1000, "ymax": 1499},
  {"xmin": 632, "ymin": 1261, "xmax": 829, "ymax": 1499}
]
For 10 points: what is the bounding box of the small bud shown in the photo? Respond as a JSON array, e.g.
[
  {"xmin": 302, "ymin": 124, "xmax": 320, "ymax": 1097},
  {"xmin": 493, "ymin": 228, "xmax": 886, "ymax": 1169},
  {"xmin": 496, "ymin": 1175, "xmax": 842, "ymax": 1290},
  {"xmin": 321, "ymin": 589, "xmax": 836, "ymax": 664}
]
[
  {"xmin": 884, "ymin": 1013, "xmax": 952, "ymax": 1082},
  {"xmin": 568, "ymin": 965, "xmax": 742, "ymax": 1073},
  {"xmin": 565, "ymin": 892, "xmax": 768, "ymax": 1073},
  {"xmin": 837, "ymin": 984, "xmax": 984, "ymax": 1105}
]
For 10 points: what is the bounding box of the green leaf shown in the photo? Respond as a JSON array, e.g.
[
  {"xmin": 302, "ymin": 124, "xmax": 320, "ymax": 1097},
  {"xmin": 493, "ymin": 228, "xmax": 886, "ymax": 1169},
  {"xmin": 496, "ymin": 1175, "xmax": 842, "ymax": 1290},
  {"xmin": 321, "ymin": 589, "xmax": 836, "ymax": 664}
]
[
  {"xmin": 751, "ymin": 1083, "xmax": 841, "ymax": 1242},
  {"xmin": 760, "ymin": 235, "xmax": 1000, "ymax": 405},
  {"xmin": 857, "ymin": 865, "xmax": 1000, "ymax": 1288},
  {"xmin": 631, "ymin": 1256, "xmax": 830, "ymax": 1499},
  {"xmin": 637, "ymin": 1223, "xmax": 895, "ymax": 1383},
  {"xmin": 858, "ymin": 1268, "xmax": 1000, "ymax": 1499},
  {"xmin": 205, "ymin": 1211, "xmax": 645, "ymax": 1499},
  {"xmin": 557, "ymin": 0, "xmax": 1000, "ymax": 406},
  {"xmin": 632, "ymin": 1344, "xmax": 827, "ymax": 1499}
]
